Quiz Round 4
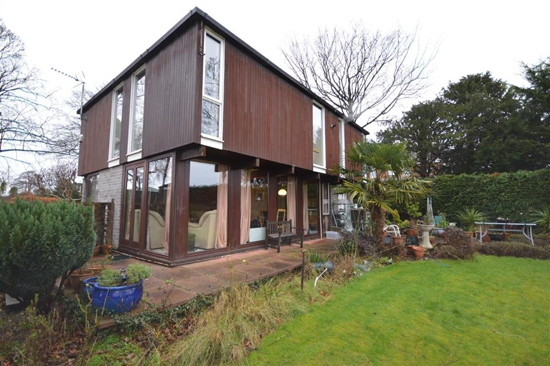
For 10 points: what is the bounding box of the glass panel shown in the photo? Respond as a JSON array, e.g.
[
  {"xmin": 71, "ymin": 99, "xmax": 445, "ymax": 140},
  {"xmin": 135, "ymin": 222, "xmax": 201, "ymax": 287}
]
[
  {"xmin": 322, "ymin": 183, "xmax": 330, "ymax": 215},
  {"xmin": 249, "ymin": 171, "xmax": 267, "ymax": 242},
  {"xmin": 307, "ymin": 182, "xmax": 319, "ymax": 234},
  {"xmin": 111, "ymin": 88, "xmax": 123, "ymax": 159},
  {"xmin": 134, "ymin": 167, "xmax": 144, "ymax": 243},
  {"xmin": 146, "ymin": 157, "xmax": 172, "ymax": 255},
  {"xmin": 124, "ymin": 169, "xmax": 133, "ymax": 240},
  {"xmin": 131, "ymin": 71, "xmax": 146, "ymax": 152},
  {"xmin": 201, "ymin": 99, "xmax": 220, "ymax": 137},
  {"xmin": 86, "ymin": 174, "xmax": 98, "ymax": 201},
  {"xmin": 204, "ymin": 34, "xmax": 221, "ymax": 100},
  {"xmin": 277, "ymin": 177, "xmax": 287, "ymax": 215},
  {"xmin": 312, "ymin": 104, "xmax": 324, "ymax": 166},
  {"xmin": 188, "ymin": 161, "xmax": 224, "ymax": 253}
]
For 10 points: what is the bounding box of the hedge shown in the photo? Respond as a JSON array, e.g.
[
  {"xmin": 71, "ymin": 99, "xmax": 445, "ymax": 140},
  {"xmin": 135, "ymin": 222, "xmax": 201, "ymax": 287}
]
[{"xmin": 431, "ymin": 170, "xmax": 550, "ymax": 222}]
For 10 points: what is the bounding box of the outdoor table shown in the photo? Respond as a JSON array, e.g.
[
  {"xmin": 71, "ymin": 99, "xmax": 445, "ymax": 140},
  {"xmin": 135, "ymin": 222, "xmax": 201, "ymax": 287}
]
[{"xmin": 475, "ymin": 222, "xmax": 536, "ymax": 245}]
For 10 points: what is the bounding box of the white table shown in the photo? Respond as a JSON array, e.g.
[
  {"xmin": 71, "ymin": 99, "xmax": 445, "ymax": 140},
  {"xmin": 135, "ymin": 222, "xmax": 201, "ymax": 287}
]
[{"xmin": 475, "ymin": 222, "xmax": 536, "ymax": 245}]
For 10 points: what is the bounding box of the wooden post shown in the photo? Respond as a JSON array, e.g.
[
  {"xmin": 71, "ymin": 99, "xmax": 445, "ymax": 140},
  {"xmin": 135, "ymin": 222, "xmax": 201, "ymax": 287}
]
[{"xmin": 301, "ymin": 249, "xmax": 307, "ymax": 291}]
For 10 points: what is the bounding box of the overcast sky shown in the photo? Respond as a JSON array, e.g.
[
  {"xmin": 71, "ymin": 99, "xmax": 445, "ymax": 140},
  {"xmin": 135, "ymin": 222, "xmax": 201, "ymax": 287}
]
[{"xmin": 2, "ymin": 0, "xmax": 549, "ymax": 175}]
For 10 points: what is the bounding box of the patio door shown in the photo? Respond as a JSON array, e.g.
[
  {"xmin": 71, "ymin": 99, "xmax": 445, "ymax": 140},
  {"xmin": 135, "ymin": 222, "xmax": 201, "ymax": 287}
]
[{"xmin": 121, "ymin": 162, "xmax": 146, "ymax": 251}]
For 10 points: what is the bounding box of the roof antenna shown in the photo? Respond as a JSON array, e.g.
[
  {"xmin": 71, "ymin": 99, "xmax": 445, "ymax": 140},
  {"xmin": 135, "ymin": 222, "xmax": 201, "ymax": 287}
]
[{"xmin": 51, "ymin": 67, "xmax": 87, "ymax": 124}]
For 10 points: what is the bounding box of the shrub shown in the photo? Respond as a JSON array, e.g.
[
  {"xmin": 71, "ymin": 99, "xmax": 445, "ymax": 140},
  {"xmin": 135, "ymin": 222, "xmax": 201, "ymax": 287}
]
[
  {"xmin": 0, "ymin": 200, "xmax": 96, "ymax": 310},
  {"xmin": 431, "ymin": 227, "xmax": 476, "ymax": 260},
  {"xmin": 97, "ymin": 264, "xmax": 152, "ymax": 287},
  {"xmin": 337, "ymin": 232, "xmax": 377, "ymax": 257},
  {"xmin": 476, "ymin": 242, "xmax": 550, "ymax": 259}
]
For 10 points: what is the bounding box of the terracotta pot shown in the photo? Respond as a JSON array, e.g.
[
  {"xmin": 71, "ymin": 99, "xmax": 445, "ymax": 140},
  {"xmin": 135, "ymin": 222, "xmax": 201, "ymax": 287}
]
[
  {"xmin": 392, "ymin": 236, "xmax": 405, "ymax": 245},
  {"xmin": 100, "ymin": 244, "xmax": 112, "ymax": 255},
  {"xmin": 429, "ymin": 236, "xmax": 435, "ymax": 245},
  {"xmin": 406, "ymin": 228, "xmax": 418, "ymax": 236},
  {"xmin": 410, "ymin": 245, "xmax": 426, "ymax": 260},
  {"xmin": 69, "ymin": 266, "xmax": 102, "ymax": 293},
  {"xmin": 93, "ymin": 246, "xmax": 100, "ymax": 256}
]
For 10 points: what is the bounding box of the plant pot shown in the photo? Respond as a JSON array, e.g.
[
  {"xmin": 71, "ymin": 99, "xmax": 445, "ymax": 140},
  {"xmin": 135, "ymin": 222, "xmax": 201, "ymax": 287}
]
[
  {"xmin": 93, "ymin": 246, "xmax": 101, "ymax": 256},
  {"xmin": 406, "ymin": 228, "xmax": 418, "ymax": 237},
  {"xmin": 410, "ymin": 245, "xmax": 426, "ymax": 260},
  {"xmin": 392, "ymin": 236, "xmax": 405, "ymax": 245},
  {"xmin": 429, "ymin": 236, "xmax": 436, "ymax": 245},
  {"xmin": 100, "ymin": 244, "xmax": 112, "ymax": 255},
  {"xmin": 69, "ymin": 272, "xmax": 93, "ymax": 293},
  {"xmin": 87, "ymin": 278, "xmax": 144, "ymax": 314}
]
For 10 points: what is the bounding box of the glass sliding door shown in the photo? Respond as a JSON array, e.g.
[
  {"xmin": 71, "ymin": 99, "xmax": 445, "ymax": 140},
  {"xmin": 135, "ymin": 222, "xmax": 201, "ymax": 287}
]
[
  {"xmin": 303, "ymin": 181, "xmax": 320, "ymax": 235},
  {"xmin": 121, "ymin": 162, "xmax": 145, "ymax": 250},
  {"xmin": 187, "ymin": 161, "xmax": 228, "ymax": 253},
  {"xmin": 249, "ymin": 171, "xmax": 267, "ymax": 242},
  {"xmin": 145, "ymin": 156, "xmax": 173, "ymax": 256}
]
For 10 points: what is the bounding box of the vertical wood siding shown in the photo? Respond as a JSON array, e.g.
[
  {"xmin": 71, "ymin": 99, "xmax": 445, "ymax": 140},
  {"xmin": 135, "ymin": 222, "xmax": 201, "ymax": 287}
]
[
  {"xmin": 345, "ymin": 123, "xmax": 364, "ymax": 167},
  {"xmin": 78, "ymin": 95, "xmax": 112, "ymax": 175},
  {"xmin": 325, "ymin": 111, "xmax": 340, "ymax": 171},
  {"xmin": 143, "ymin": 23, "xmax": 201, "ymax": 157},
  {"xmin": 223, "ymin": 41, "xmax": 314, "ymax": 170}
]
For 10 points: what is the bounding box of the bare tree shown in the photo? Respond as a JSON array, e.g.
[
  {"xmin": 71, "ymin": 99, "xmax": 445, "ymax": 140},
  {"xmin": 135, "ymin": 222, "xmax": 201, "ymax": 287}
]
[{"xmin": 283, "ymin": 24, "xmax": 434, "ymax": 127}]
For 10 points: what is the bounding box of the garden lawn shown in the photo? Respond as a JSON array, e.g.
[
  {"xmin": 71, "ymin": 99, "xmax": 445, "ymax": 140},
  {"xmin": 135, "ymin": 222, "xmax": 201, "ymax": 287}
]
[{"xmin": 248, "ymin": 256, "xmax": 550, "ymax": 366}]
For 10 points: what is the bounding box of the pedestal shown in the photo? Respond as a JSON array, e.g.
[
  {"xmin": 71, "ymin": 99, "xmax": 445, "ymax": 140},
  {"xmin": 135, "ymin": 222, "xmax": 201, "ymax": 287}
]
[{"xmin": 418, "ymin": 224, "xmax": 434, "ymax": 249}]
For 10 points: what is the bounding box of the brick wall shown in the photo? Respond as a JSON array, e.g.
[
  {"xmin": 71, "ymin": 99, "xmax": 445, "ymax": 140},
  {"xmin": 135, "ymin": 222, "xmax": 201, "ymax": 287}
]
[{"xmin": 83, "ymin": 166, "xmax": 123, "ymax": 248}]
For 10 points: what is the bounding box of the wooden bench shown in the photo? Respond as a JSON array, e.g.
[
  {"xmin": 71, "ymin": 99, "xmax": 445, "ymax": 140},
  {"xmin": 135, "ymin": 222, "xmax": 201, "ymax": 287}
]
[{"xmin": 265, "ymin": 220, "xmax": 304, "ymax": 253}]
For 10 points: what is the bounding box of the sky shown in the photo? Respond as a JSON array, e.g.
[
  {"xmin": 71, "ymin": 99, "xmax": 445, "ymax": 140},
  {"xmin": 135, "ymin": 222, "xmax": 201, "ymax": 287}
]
[{"xmin": 1, "ymin": 0, "xmax": 549, "ymax": 177}]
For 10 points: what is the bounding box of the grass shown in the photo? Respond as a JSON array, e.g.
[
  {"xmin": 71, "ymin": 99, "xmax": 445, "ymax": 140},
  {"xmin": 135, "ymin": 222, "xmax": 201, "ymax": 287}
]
[{"xmin": 247, "ymin": 256, "xmax": 550, "ymax": 365}]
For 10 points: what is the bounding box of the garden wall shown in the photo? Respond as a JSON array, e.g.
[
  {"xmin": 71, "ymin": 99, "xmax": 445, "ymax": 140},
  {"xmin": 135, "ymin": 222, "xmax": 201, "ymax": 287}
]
[{"xmin": 431, "ymin": 170, "xmax": 550, "ymax": 222}]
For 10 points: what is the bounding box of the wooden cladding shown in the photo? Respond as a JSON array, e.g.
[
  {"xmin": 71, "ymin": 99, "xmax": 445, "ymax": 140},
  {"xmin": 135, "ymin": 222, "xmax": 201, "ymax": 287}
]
[
  {"xmin": 223, "ymin": 41, "xmax": 316, "ymax": 170},
  {"xmin": 345, "ymin": 123, "xmax": 363, "ymax": 167},
  {"xmin": 325, "ymin": 111, "xmax": 340, "ymax": 171},
  {"xmin": 78, "ymin": 94, "xmax": 112, "ymax": 175},
  {"xmin": 142, "ymin": 23, "xmax": 201, "ymax": 157}
]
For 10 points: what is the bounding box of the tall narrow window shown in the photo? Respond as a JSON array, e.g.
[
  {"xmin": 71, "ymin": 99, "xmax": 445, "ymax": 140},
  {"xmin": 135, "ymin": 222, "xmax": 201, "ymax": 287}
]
[
  {"xmin": 201, "ymin": 30, "xmax": 224, "ymax": 143},
  {"xmin": 146, "ymin": 157, "xmax": 173, "ymax": 256},
  {"xmin": 130, "ymin": 68, "xmax": 146, "ymax": 153},
  {"xmin": 312, "ymin": 104, "xmax": 325, "ymax": 169},
  {"xmin": 109, "ymin": 86, "xmax": 123, "ymax": 160}
]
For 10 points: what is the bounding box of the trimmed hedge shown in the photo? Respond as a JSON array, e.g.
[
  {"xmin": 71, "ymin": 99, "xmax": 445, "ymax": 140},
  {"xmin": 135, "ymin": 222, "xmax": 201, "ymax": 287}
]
[
  {"xmin": 476, "ymin": 242, "xmax": 550, "ymax": 260},
  {"xmin": 431, "ymin": 170, "xmax": 550, "ymax": 222},
  {"xmin": 0, "ymin": 200, "xmax": 96, "ymax": 309}
]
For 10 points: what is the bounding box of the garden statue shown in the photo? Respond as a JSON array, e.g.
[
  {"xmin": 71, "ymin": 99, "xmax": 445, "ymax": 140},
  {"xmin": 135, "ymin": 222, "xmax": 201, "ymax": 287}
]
[{"xmin": 418, "ymin": 197, "xmax": 435, "ymax": 249}]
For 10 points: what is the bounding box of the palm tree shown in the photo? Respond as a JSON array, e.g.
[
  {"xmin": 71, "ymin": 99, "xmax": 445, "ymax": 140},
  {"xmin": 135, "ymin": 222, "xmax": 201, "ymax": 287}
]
[{"xmin": 337, "ymin": 142, "xmax": 429, "ymax": 248}]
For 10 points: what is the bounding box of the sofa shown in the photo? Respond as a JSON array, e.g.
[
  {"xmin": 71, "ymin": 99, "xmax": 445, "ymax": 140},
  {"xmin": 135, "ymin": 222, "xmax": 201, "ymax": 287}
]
[{"xmin": 188, "ymin": 210, "xmax": 217, "ymax": 250}]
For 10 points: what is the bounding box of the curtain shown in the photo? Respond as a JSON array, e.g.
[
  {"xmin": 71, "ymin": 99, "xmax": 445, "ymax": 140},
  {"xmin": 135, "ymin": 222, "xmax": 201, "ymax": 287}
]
[
  {"xmin": 215, "ymin": 165, "xmax": 228, "ymax": 249},
  {"xmin": 240, "ymin": 170, "xmax": 252, "ymax": 244},
  {"xmin": 303, "ymin": 183, "xmax": 309, "ymax": 235},
  {"xmin": 162, "ymin": 183, "xmax": 171, "ymax": 253},
  {"xmin": 287, "ymin": 176, "xmax": 296, "ymax": 229}
]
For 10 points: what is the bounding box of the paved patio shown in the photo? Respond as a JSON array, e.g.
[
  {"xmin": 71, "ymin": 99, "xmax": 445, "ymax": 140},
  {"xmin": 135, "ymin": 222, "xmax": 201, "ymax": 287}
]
[{"xmin": 91, "ymin": 239, "xmax": 337, "ymax": 328}]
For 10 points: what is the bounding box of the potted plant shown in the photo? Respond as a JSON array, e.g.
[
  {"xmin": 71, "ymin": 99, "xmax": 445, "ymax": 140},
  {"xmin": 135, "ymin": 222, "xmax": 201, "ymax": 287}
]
[
  {"xmin": 84, "ymin": 264, "xmax": 151, "ymax": 314},
  {"xmin": 100, "ymin": 242, "xmax": 113, "ymax": 255},
  {"xmin": 406, "ymin": 202, "xmax": 422, "ymax": 227},
  {"xmin": 530, "ymin": 207, "xmax": 550, "ymax": 243},
  {"xmin": 69, "ymin": 264, "xmax": 103, "ymax": 292},
  {"xmin": 456, "ymin": 208, "xmax": 485, "ymax": 238},
  {"xmin": 410, "ymin": 245, "xmax": 426, "ymax": 260}
]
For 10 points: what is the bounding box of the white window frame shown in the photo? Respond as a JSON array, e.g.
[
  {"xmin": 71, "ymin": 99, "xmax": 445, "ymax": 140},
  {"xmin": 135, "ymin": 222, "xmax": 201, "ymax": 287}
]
[
  {"xmin": 312, "ymin": 101, "xmax": 326, "ymax": 173},
  {"xmin": 339, "ymin": 118, "xmax": 346, "ymax": 169},
  {"xmin": 108, "ymin": 83, "xmax": 124, "ymax": 166},
  {"xmin": 200, "ymin": 27, "xmax": 225, "ymax": 149},
  {"xmin": 127, "ymin": 64, "xmax": 146, "ymax": 157}
]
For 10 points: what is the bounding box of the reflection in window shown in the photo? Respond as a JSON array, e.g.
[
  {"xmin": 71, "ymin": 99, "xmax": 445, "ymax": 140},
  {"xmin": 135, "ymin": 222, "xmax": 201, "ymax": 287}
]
[
  {"xmin": 188, "ymin": 161, "xmax": 227, "ymax": 253},
  {"xmin": 124, "ymin": 170, "xmax": 133, "ymax": 240},
  {"xmin": 303, "ymin": 182, "xmax": 319, "ymax": 234},
  {"xmin": 146, "ymin": 157, "xmax": 172, "ymax": 255},
  {"xmin": 312, "ymin": 104, "xmax": 325, "ymax": 167},
  {"xmin": 204, "ymin": 34, "xmax": 221, "ymax": 99},
  {"xmin": 110, "ymin": 87, "xmax": 123, "ymax": 159},
  {"xmin": 201, "ymin": 31, "xmax": 224, "ymax": 140},
  {"xmin": 131, "ymin": 70, "xmax": 146, "ymax": 152},
  {"xmin": 85, "ymin": 174, "xmax": 98, "ymax": 201},
  {"xmin": 201, "ymin": 99, "xmax": 220, "ymax": 136},
  {"xmin": 134, "ymin": 167, "xmax": 143, "ymax": 243}
]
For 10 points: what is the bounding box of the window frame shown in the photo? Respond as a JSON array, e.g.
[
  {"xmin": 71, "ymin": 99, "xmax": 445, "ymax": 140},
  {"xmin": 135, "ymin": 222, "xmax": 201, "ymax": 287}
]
[
  {"xmin": 108, "ymin": 83, "xmax": 124, "ymax": 164},
  {"xmin": 200, "ymin": 27, "xmax": 225, "ymax": 148},
  {"xmin": 312, "ymin": 101, "xmax": 326, "ymax": 172},
  {"xmin": 128, "ymin": 64, "xmax": 146, "ymax": 157}
]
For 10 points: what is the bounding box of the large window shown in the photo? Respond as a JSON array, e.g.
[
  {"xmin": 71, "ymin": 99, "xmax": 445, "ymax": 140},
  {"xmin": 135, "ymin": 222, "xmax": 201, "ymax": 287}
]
[
  {"xmin": 146, "ymin": 157, "xmax": 173, "ymax": 255},
  {"xmin": 201, "ymin": 30, "xmax": 224, "ymax": 143},
  {"xmin": 188, "ymin": 161, "xmax": 228, "ymax": 253},
  {"xmin": 312, "ymin": 103, "xmax": 325, "ymax": 169},
  {"xmin": 303, "ymin": 181, "xmax": 319, "ymax": 235},
  {"xmin": 129, "ymin": 68, "xmax": 146, "ymax": 153},
  {"xmin": 109, "ymin": 86, "xmax": 123, "ymax": 160}
]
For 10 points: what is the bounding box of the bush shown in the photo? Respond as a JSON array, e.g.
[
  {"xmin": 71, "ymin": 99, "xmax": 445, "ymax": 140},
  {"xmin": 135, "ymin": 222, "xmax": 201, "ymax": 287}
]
[
  {"xmin": 97, "ymin": 264, "xmax": 152, "ymax": 287},
  {"xmin": 431, "ymin": 170, "xmax": 550, "ymax": 222},
  {"xmin": 0, "ymin": 200, "xmax": 96, "ymax": 310},
  {"xmin": 431, "ymin": 227, "xmax": 476, "ymax": 260},
  {"xmin": 337, "ymin": 232, "xmax": 377, "ymax": 257},
  {"xmin": 476, "ymin": 242, "xmax": 550, "ymax": 259}
]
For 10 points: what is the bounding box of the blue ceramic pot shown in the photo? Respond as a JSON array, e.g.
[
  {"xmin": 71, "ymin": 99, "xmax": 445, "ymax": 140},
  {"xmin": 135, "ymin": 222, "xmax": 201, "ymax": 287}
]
[
  {"xmin": 82, "ymin": 276, "xmax": 97, "ymax": 299},
  {"xmin": 84, "ymin": 277, "xmax": 144, "ymax": 314}
]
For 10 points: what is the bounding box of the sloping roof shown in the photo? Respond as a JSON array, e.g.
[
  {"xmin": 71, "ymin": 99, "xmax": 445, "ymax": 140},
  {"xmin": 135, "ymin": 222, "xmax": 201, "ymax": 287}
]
[{"xmin": 80, "ymin": 7, "xmax": 369, "ymax": 136}]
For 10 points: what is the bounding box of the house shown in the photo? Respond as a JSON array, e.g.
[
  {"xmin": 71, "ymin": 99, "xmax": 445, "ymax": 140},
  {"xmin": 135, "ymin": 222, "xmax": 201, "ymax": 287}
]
[{"xmin": 79, "ymin": 7, "xmax": 367, "ymax": 265}]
